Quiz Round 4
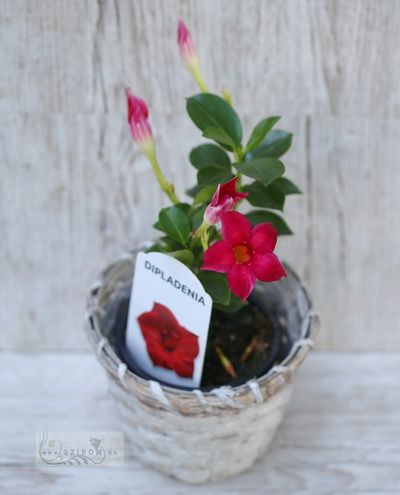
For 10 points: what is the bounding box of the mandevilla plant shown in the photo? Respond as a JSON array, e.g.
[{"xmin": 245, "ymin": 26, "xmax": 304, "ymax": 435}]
[{"xmin": 126, "ymin": 20, "xmax": 301, "ymax": 313}]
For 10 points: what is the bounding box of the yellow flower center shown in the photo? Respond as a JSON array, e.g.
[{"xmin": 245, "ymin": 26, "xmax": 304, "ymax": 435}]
[{"xmin": 233, "ymin": 245, "xmax": 252, "ymax": 264}]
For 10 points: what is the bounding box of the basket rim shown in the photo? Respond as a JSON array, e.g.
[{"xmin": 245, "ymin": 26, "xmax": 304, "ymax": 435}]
[{"xmin": 85, "ymin": 248, "xmax": 319, "ymax": 411}]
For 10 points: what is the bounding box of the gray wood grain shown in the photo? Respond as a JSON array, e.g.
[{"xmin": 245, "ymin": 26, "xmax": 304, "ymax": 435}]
[
  {"xmin": 1, "ymin": 0, "xmax": 400, "ymax": 350},
  {"xmin": 1, "ymin": 352, "xmax": 400, "ymax": 493}
]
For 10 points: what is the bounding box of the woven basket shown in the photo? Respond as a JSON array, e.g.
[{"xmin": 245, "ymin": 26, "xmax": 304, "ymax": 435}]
[{"xmin": 85, "ymin": 245, "xmax": 318, "ymax": 483}]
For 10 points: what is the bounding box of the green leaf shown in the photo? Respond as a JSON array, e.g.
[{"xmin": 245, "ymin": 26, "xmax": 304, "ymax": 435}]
[
  {"xmin": 198, "ymin": 271, "xmax": 246, "ymax": 312},
  {"xmin": 189, "ymin": 144, "xmax": 231, "ymax": 170},
  {"xmin": 152, "ymin": 220, "xmax": 164, "ymax": 232},
  {"xmin": 186, "ymin": 184, "xmax": 202, "ymax": 198},
  {"xmin": 242, "ymin": 181, "xmax": 286, "ymax": 211},
  {"xmin": 167, "ymin": 249, "xmax": 194, "ymax": 265},
  {"xmin": 214, "ymin": 294, "xmax": 245, "ymax": 313},
  {"xmin": 145, "ymin": 243, "xmax": 163, "ymax": 253},
  {"xmin": 175, "ymin": 203, "xmax": 191, "ymax": 214},
  {"xmin": 202, "ymin": 126, "xmax": 234, "ymax": 146},
  {"xmin": 235, "ymin": 157, "xmax": 285, "ymax": 186},
  {"xmin": 193, "ymin": 185, "xmax": 216, "ymax": 205},
  {"xmin": 159, "ymin": 236, "xmax": 182, "ymax": 251},
  {"xmin": 274, "ymin": 177, "xmax": 302, "ymax": 195},
  {"xmin": 245, "ymin": 210, "xmax": 293, "ymax": 235},
  {"xmin": 158, "ymin": 206, "xmax": 191, "ymax": 245},
  {"xmin": 198, "ymin": 272, "xmax": 231, "ymax": 305},
  {"xmin": 246, "ymin": 116, "xmax": 280, "ymax": 153},
  {"xmin": 197, "ymin": 166, "xmax": 234, "ymax": 186},
  {"xmin": 250, "ymin": 130, "xmax": 293, "ymax": 159},
  {"xmin": 190, "ymin": 204, "xmax": 206, "ymax": 229},
  {"xmin": 186, "ymin": 93, "xmax": 243, "ymax": 147}
]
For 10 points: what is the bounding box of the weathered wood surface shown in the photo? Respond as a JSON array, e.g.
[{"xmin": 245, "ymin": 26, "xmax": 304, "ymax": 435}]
[
  {"xmin": 1, "ymin": 0, "xmax": 400, "ymax": 350},
  {"xmin": 1, "ymin": 351, "xmax": 400, "ymax": 493}
]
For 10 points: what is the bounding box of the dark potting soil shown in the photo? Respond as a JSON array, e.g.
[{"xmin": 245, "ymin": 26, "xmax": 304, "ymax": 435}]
[
  {"xmin": 112, "ymin": 297, "xmax": 281, "ymax": 390},
  {"xmin": 200, "ymin": 303, "xmax": 279, "ymax": 389}
]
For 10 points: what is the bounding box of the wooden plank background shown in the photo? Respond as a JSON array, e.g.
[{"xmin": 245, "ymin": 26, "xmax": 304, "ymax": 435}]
[{"xmin": 1, "ymin": 0, "xmax": 400, "ymax": 350}]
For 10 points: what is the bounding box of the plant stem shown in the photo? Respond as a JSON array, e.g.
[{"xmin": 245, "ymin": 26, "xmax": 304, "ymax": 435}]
[
  {"xmin": 193, "ymin": 221, "xmax": 210, "ymax": 251},
  {"xmin": 188, "ymin": 62, "xmax": 209, "ymax": 93},
  {"xmin": 233, "ymin": 146, "xmax": 245, "ymax": 189},
  {"xmin": 193, "ymin": 71, "xmax": 208, "ymax": 92},
  {"xmin": 233, "ymin": 146, "xmax": 244, "ymax": 163},
  {"xmin": 147, "ymin": 152, "xmax": 180, "ymax": 205}
]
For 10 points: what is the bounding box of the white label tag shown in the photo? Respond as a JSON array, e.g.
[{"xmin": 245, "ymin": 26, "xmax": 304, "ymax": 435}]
[{"xmin": 125, "ymin": 252, "xmax": 212, "ymax": 389}]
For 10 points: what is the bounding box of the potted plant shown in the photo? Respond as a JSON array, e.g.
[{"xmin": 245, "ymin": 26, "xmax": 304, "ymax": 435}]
[{"xmin": 85, "ymin": 21, "xmax": 318, "ymax": 483}]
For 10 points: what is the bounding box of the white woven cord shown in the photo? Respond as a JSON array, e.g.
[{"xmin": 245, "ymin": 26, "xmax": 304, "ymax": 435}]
[
  {"xmin": 193, "ymin": 389, "xmax": 210, "ymax": 408},
  {"xmin": 96, "ymin": 337, "xmax": 108, "ymax": 357},
  {"xmin": 90, "ymin": 279, "xmax": 102, "ymax": 293},
  {"xmin": 118, "ymin": 363, "xmax": 128, "ymax": 386},
  {"xmin": 247, "ymin": 379, "xmax": 263, "ymax": 404},
  {"xmin": 149, "ymin": 380, "xmax": 173, "ymax": 408},
  {"xmin": 211, "ymin": 386, "xmax": 243, "ymax": 408},
  {"xmin": 116, "ymin": 251, "xmax": 136, "ymax": 262},
  {"xmin": 271, "ymin": 364, "xmax": 289, "ymax": 374}
]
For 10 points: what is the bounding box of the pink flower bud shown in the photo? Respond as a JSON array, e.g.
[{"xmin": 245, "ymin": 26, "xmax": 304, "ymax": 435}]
[
  {"xmin": 204, "ymin": 177, "xmax": 248, "ymax": 225},
  {"xmin": 126, "ymin": 88, "xmax": 154, "ymax": 156},
  {"xmin": 177, "ymin": 20, "xmax": 197, "ymax": 65}
]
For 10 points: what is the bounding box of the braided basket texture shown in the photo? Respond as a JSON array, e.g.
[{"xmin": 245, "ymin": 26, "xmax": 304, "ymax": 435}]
[{"xmin": 85, "ymin": 246, "xmax": 318, "ymax": 483}]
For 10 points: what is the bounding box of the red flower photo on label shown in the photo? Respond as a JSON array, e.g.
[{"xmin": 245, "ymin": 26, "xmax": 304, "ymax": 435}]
[{"xmin": 137, "ymin": 302, "xmax": 200, "ymax": 378}]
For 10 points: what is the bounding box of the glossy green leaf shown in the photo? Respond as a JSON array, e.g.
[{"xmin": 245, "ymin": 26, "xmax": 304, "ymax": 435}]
[
  {"xmin": 186, "ymin": 93, "xmax": 243, "ymax": 147},
  {"xmin": 197, "ymin": 166, "xmax": 234, "ymax": 186},
  {"xmin": 245, "ymin": 210, "xmax": 293, "ymax": 235},
  {"xmin": 245, "ymin": 116, "xmax": 280, "ymax": 152},
  {"xmin": 159, "ymin": 236, "xmax": 183, "ymax": 251},
  {"xmin": 158, "ymin": 206, "xmax": 191, "ymax": 245},
  {"xmin": 186, "ymin": 184, "xmax": 202, "ymax": 198},
  {"xmin": 198, "ymin": 271, "xmax": 231, "ymax": 305},
  {"xmin": 189, "ymin": 144, "xmax": 231, "ymax": 171},
  {"xmin": 202, "ymin": 126, "xmax": 234, "ymax": 146},
  {"xmin": 145, "ymin": 243, "xmax": 163, "ymax": 253},
  {"xmin": 214, "ymin": 294, "xmax": 245, "ymax": 313},
  {"xmin": 175, "ymin": 203, "xmax": 191, "ymax": 214},
  {"xmin": 152, "ymin": 220, "xmax": 164, "ymax": 232},
  {"xmin": 242, "ymin": 181, "xmax": 286, "ymax": 211},
  {"xmin": 274, "ymin": 177, "xmax": 302, "ymax": 195},
  {"xmin": 235, "ymin": 157, "xmax": 285, "ymax": 186},
  {"xmin": 193, "ymin": 185, "xmax": 216, "ymax": 205},
  {"xmin": 250, "ymin": 130, "xmax": 293, "ymax": 159},
  {"xmin": 190, "ymin": 204, "xmax": 207, "ymax": 229},
  {"xmin": 167, "ymin": 249, "xmax": 194, "ymax": 266}
]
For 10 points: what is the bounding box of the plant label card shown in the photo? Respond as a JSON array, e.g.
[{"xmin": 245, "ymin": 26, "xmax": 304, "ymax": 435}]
[{"xmin": 125, "ymin": 251, "xmax": 212, "ymax": 389}]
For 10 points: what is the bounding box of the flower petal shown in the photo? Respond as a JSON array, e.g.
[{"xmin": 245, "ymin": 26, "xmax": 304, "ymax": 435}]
[
  {"xmin": 219, "ymin": 177, "xmax": 248, "ymax": 202},
  {"xmin": 209, "ymin": 184, "xmax": 221, "ymax": 207},
  {"xmin": 201, "ymin": 240, "xmax": 235, "ymax": 273},
  {"xmin": 204, "ymin": 198, "xmax": 234, "ymax": 224},
  {"xmin": 169, "ymin": 352, "xmax": 195, "ymax": 378},
  {"xmin": 178, "ymin": 331, "xmax": 200, "ymax": 359},
  {"xmin": 221, "ymin": 211, "xmax": 252, "ymax": 245},
  {"xmin": 227, "ymin": 263, "xmax": 256, "ymax": 301},
  {"xmin": 126, "ymin": 88, "xmax": 148, "ymax": 122},
  {"xmin": 219, "ymin": 176, "xmax": 238, "ymax": 196},
  {"xmin": 251, "ymin": 253, "xmax": 287, "ymax": 282},
  {"xmin": 250, "ymin": 222, "xmax": 277, "ymax": 253},
  {"xmin": 146, "ymin": 341, "xmax": 169, "ymax": 368}
]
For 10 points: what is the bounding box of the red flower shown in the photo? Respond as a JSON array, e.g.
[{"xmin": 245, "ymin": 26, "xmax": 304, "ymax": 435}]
[
  {"xmin": 126, "ymin": 88, "xmax": 154, "ymax": 156},
  {"xmin": 204, "ymin": 177, "xmax": 248, "ymax": 225},
  {"xmin": 137, "ymin": 302, "xmax": 199, "ymax": 378},
  {"xmin": 201, "ymin": 211, "xmax": 287, "ymax": 301}
]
